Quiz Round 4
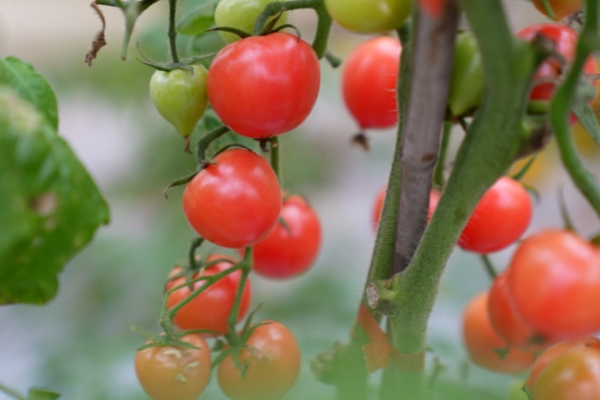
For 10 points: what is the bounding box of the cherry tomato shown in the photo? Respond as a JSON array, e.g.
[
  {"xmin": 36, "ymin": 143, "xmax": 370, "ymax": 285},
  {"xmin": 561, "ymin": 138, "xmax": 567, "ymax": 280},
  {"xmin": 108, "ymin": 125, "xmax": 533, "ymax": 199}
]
[
  {"xmin": 150, "ymin": 65, "xmax": 208, "ymax": 137},
  {"xmin": 217, "ymin": 320, "xmax": 301, "ymax": 400},
  {"xmin": 182, "ymin": 148, "xmax": 281, "ymax": 248},
  {"xmin": 240, "ymin": 194, "xmax": 321, "ymax": 279},
  {"xmin": 532, "ymin": 0, "xmax": 583, "ymax": 21},
  {"xmin": 419, "ymin": 0, "xmax": 448, "ymax": 17},
  {"xmin": 448, "ymin": 31, "xmax": 484, "ymax": 117},
  {"xmin": 526, "ymin": 336, "xmax": 600, "ymax": 390},
  {"xmin": 324, "ymin": 0, "xmax": 411, "ymax": 34},
  {"xmin": 372, "ymin": 187, "xmax": 439, "ymax": 231},
  {"xmin": 531, "ymin": 346, "xmax": 600, "ymax": 400},
  {"xmin": 462, "ymin": 292, "xmax": 535, "ymax": 374},
  {"xmin": 207, "ymin": 32, "xmax": 320, "ymax": 138},
  {"xmin": 342, "ymin": 37, "xmax": 401, "ymax": 130},
  {"xmin": 458, "ymin": 177, "xmax": 532, "ymax": 253},
  {"xmin": 166, "ymin": 254, "xmax": 251, "ymax": 335},
  {"xmin": 214, "ymin": 0, "xmax": 288, "ymax": 43},
  {"xmin": 517, "ymin": 24, "xmax": 596, "ymax": 125},
  {"xmin": 135, "ymin": 334, "xmax": 211, "ymax": 400},
  {"xmin": 507, "ymin": 230, "xmax": 600, "ymax": 339},
  {"xmin": 488, "ymin": 273, "xmax": 556, "ymax": 353}
]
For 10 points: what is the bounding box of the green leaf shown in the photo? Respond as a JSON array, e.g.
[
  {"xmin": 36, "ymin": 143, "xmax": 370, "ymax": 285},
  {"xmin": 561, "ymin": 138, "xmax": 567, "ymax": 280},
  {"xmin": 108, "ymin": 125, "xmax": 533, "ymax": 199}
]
[
  {"xmin": 0, "ymin": 88, "xmax": 110, "ymax": 305},
  {"xmin": 27, "ymin": 389, "xmax": 60, "ymax": 400},
  {"xmin": 572, "ymin": 102, "xmax": 600, "ymax": 148},
  {"xmin": 178, "ymin": 1, "xmax": 217, "ymax": 36},
  {"xmin": 0, "ymin": 57, "xmax": 59, "ymax": 131}
]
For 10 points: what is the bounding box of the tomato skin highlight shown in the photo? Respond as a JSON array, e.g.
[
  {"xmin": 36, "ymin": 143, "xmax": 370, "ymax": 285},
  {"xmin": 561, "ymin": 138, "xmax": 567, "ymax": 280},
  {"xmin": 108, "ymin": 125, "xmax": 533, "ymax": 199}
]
[
  {"xmin": 532, "ymin": 0, "xmax": 583, "ymax": 21},
  {"xmin": 217, "ymin": 320, "xmax": 301, "ymax": 400},
  {"xmin": 242, "ymin": 195, "xmax": 321, "ymax": 279},
  {"xmin": 214, "ymin": 0, "xmax": 288, "ymax": 43},
  {"xmin": 462, "ymin": 292, "xmax": 535, "ymax": 374},
  {"xmin": 182, "ymin": 148, "xmax": 281, "ymax": 248},
  {"xmin": 342, "ymin": 37, "xmax": 401, "ymax": 130},
  {"xmin": 508, "ymin": 230, "xmax": 600, "ymax": 339},
  {"xmin": 166, "ymin": 255, "xmax": 251, "ymax": 336},
  {"xmin": 207, "ymin": 32, "xmax": 320, "ymax": 138},
  {"xmin": 459, "ymin": 177, "xmax": 532, "ymax": 253},
  {"xmin": 135, "ymin": 334, "xmax": 211, "ymax": 400},
  {"xmin": 324, "ymin": 0, "xmax": 411, "ymax": 34}
]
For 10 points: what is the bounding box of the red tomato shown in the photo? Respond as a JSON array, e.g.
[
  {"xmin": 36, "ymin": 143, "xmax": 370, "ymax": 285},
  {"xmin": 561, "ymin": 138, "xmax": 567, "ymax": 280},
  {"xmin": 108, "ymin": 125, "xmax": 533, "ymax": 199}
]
[
  {"xmin": 166, "ymin": 255, "xmax": 251, "ymax": 336},
  {"xmin": 517, "ymin": 24, "xmax": 596, "ymax": 125},
  {"xmin": 531, "ymin": 346, "xmax": 600, "ymax": 400},
  {"xmin": 240, "ymin": 195, "xmax": 321, "ymax": 279},
  {"xmin": 217, "ymin": 320, "xmax": 301, "ymax": 400},
  {"xmin": 458, "ymin": 177, "xmax": 532, "ymax": 253},
  {"xmin": 182, "ymin": 148, "xmax": 281, "ymax": 248},
  {"xmin": 135, "ymin": 334, "xmax": 211, "ymax": 400},
  {"xmin": 507, "ymin": 230, "xmax": 600, "ymax": 339},
  {"xmin": 463, "ymin": 292, "xmax": 535, "ymax": 374},
  {"xmin": 526, "ymin": 336, "xmax": 600, "ymax": 390},
  {"xmin": 207, "ymin": 32, "xmax": 320, "ymax": 138},
  {"xmin": 419, "ymin": 0, "xmax": 448, "ymax": 17},
  {"xmin": 488, "ymin": 273, "xmax": 556, "ymax": 353},
  {"xmin": 372, "ymin": 187, "xmax": 439, "ymax": 231},
  {"xmin": 342, "ymin": 37, "xmax": 401, "ymax": 129},
  {"xmin": 532, "ymin": 0, "xmax": 583, "ymax": 21}
]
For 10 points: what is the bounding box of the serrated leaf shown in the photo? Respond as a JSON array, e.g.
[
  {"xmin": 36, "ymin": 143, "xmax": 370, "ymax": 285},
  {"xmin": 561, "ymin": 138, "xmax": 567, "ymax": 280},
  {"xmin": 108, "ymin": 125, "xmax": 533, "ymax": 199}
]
[
  {"xmin": 177, "ymin": 1, "xmax": 217, "ymax": 36},
  {"xmin": 27, "ymin": 389, "xmax": 61, "ymax": 400},
  {"xmin": 0, "ymin": 88, "xmax": 110, "ymax": 305},
  {"xmin": 0, "ymin": 57, "xmax": 59, "ymax": 131},
  {"xmin": 572, "ymin": 102, "xmax": 600, "ymax": 147}
]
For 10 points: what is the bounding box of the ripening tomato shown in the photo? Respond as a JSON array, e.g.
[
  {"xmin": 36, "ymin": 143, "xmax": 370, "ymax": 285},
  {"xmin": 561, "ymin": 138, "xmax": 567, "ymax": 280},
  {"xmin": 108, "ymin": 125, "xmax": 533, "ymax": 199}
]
[
  {"xmin": 448, "ymin": 31, "xmax": 484, "ymax": 117},
  {"xmin": 217, "ymin": 320, "xmax": 301, "ymax": 400},
  {"xmin": 526, "ymin": 336, "xmax": 600, "ymax": 390},
  {"xmin": 135, "ymin": 334, "xmax": 211, "ymax": 400},
  {"xmin": 182, "ymin": 148, "xmax": 281, "ymax": 248},
  {"xmin": 508, "ymin": 230, "xmax": 600, "ymax": 339},
  {"xmin": 240, "ymin": 195, "xmax": 321, "ymax": 279},
  {"xmin": 488, "ymin": 273, "xmax": 556, "ymax": 353},
  {"xmin": 517, "ymin": 24, "xmax": 596, "ymax": 125},
  {"xmin": 207, "ymin": 32, "xmax": 320, "ymax": 138},
  {"xmin": 150, "ymin": 65, "xmax": 208, "ymax": 137},
  {"xmin": 166, "ymin": 255, "xmax": 251, "ymax": 335},
  {"xmin": 531, "ymin": 346, "xmax": 600, "ymax": 400},
  {"xmin": 458, "ymin": 177, "xmax": 532, "ymax": 253},
  {"xmin": 324, "ymin": 0, "xmax": 411, "ymax": 33},
  {"xmin": 532, "ymin": 0, "xmax": 583, "ymax": 21},
  {"xmin": 419, "ymin": 0, "xmax": 448, "ymax": 17},
  {"xmin": 342, "ymin": 37, "xmax": 401, "ymax": 130},
  {"xmin": 462, "ymin": 292, "xmax": 535, "ymax": 374},
  {"xmin": 372, "ymin": 187, "xmax": 439, "ymax": 231},
  {"xmin": 214, "ymin": 0, "xmax": 289, "ymax": 43}
]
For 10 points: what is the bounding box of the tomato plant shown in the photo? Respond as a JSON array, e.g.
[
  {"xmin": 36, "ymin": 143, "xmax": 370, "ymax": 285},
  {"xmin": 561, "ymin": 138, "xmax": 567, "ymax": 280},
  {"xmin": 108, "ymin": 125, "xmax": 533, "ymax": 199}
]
[
  {"xmin": 324, "ymin": 0, "xmax": 411, "ymax": 34},
  {"xmin": 207, "ymin": 32, "xmax": 320, "ymax": 139},
  {"xmin": 342, "ymin": 36, "xmax": 401, "ymax": 130},
  {"xmin": 532, "ymin": 0, "xmax": 583, "ymax": 21},
  {"xmin": 241, "ymin": 194, "xmax": 321, "ymax": 279},
  {"xmin": 182, "ymin": 148, "xmax": 281, "ymax": 248},
  {"xmin": 134, "ymin": 334, "xmax": 211, "ymax": 400},
  {"xmin": 507, "ymin": 230, "xmax": 600, "ymax": 339},
  {"xmin": 214, "ymin": 0, "xmax": 288, "ymax": 43},
  {"xmin": 217, "ymin": 320, "xmax": 301, "ymax": 400},
  {"xmin": 462, "ymin": 292, "xmax": 535, "ymax": 374},
  {"xmin": 458, "ymin": 177, "xmax": 532, "ymax": 253},
  {"xmin": 166, "ymin": 255, "xmax": 251, "ymax": 335},
  {"xmin": 150, "ymin": 65, "xmax": 209, "ymax": 138}
]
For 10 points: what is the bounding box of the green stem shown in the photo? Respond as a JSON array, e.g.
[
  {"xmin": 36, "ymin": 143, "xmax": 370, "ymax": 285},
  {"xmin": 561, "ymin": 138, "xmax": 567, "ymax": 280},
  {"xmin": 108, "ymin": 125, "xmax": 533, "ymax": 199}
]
[
  {"xmin": 168, "ymin": 0, "xmax": 180, "ymax": 63},
  {"xmin": 434, "ymin": 122, "xmax": 452, "ymax": 188},
  {"xmin": 271, "ymin": 136, "xmax": 281, "ymax": 184},
  {"xmin": 551, "ymin": 0, "xmax": 600, "ymax": 218},
  {"xmin": 95, "ymin": 0, "xmax": 159, "ymax": 13},
  {"xmin": 253, "ymin": 0, "xmax": 332, "ymax": 59},
  {"xmin": 226, "ymin": 247, "xmax": 253, "ymax": 345},
  {"xmin": 0, "ymin": 383, "xmax": 25, "ymax": 400},
  {"xmin": 196, "ymin": 125, "xmax": 230, "ymax": 165},
  {"xmin": 188, "ymin": 237, "xmax": 204, "ymax": 270},
  {"xmin": 479, "ymin": 255, "xmax": 498, "ymax": 280}
]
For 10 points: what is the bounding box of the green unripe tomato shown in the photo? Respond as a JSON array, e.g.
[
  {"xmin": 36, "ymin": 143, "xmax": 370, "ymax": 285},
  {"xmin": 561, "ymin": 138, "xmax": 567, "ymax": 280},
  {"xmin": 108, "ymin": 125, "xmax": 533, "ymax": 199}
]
[
  {"xmin": 448, "ymin": 31, "xmax": 484, "ymax": 117},
  {"xmin": 214, "ymin": 0, "xmax": 288, "ymax": 43},
  {"xmin": 150, "ymin": 65, "xmax": 208, "ymax": 137},
  {"xmin": 324, "ymin": 0, "xmax": 411, "ymax": 34}
]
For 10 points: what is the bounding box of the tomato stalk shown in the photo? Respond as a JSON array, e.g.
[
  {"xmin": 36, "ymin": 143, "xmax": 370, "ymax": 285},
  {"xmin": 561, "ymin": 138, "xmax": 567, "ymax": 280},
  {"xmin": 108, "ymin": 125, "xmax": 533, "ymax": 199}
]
[
  {"xmin": 168, "ymin": 0, "xmax": 180, "ymax": 63},
  {"xmin": 270, "ymin": 136, "xmax": 281, "ymax": 183},
  {"xmin": 95, "ymin": 0, "xmax": 159, "ymax": 13},
  {"xmin": 187, "ymin": 237, "xmax": 204, "ymax": 272},
  {"xmin": 226, "ymin": 247, "xmax": 253, "ymax": 346},
  {"xmin": 551, "ymin": 0, "xmax": 600, "ymax": 218},
  {"xmin": 479, "ymin": 254, "xmax": 498, "ymax": 280},
  {"xmin": 433, "ymin": 121, "xmax": 453, "ymax": 188},
  {"xmin": 196, "ymin": 125, "xmax": 230, "ymax": 165}
]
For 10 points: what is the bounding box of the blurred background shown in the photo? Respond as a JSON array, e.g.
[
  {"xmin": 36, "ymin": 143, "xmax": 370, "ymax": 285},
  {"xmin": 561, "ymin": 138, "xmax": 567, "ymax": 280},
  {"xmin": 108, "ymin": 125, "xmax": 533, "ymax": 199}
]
[{"xmin": 1, "ymin": 0, "xmax": 599, "ymax": 399}]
